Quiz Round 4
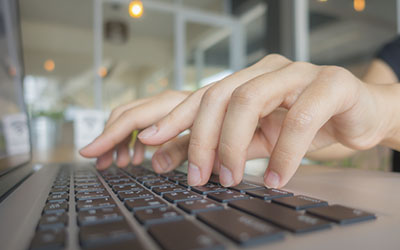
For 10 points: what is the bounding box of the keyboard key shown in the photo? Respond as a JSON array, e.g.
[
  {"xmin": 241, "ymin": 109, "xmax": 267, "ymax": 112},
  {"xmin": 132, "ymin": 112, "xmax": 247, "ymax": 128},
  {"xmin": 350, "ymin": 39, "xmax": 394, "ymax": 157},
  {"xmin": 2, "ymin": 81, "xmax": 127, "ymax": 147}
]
[
  {"xmin": 75, "ymin": 187, "xmax": 105, "ymax": 193},
  {"xmin": 128, "ymin": 171, "xmax": 156, "ymax": 179},
  {"xmin": 229, "ymin": 182, "xmax": 264, "ymax": 192},
  {"xmin": 177, "ymin": 199, "xmax": 224, "ymax": 214},
  {"xmin": 76, "ymin": 198, "xmax": 116, "ymax": 211},
  {"xmin": 103, "ymin": 176, "xmax": 130, "ymax": 182},
  {"xmin": 152, "ymin": 185, "xmax": 187, "ymax": 195},
  {"xmin": 52, "ymin": 184, "xmax": 69, "ymax": 189},
  {"xmin": 125, "ymin": 197, "xmax": 167, "ymax": 211},
  {"xmin": 207, "ymin": 190, "xmax": 250, "ymax": 203},
  {"xmin": 78, "ymin": 207, "xmax": 123, "ymax": 226},
  {"xmin": 112, "ymin": 184, "xmax": 139, "ymax": 193},
  {"xmin": 87, "ymin": 239, "xmax": 145, "ymax": 250},
  {"xmin": 75, "ymin": 190, "xmax": 110, "ymax": 201},
  {"xmin": 47, "ymin": 193, "xmax": 69, "ymax": 202},
  {"xmin": 178, "ymin": 180, "xmax": 190, "ymax": 188},
  {"xmin": 167, "ymin": 176, "xmax": 187, "ymax": 184},
  {"xmin": 75, "ymin": 182, "xmax": 101, "ymax": 187},
  {"xmin": 163, "ymin": 191, "xmax": 203, "ymax": 203},
  {"xmin": 107, "ymin": 179, "xmax": 135, "ymax": 186},
  {"xmin": 53, "ymin": 181, "xmax": 70, "ymax": 187},
  {"xmin": 74, "ymin": 184, "xmax": 103, "ymax": 191},
  {"xmin": 135, "ymin": 206, "xmax": 184, "ymax": 225},
  {"xmin": 191, "ymin": 183, "xmax": 227, "ymax": 194},
  {"xmin": 43, "ymin": 202, "xmax": 68, "ymax": 214},
  {"xmin": 148, "ymin": 219, "xmax": 223, "ymax": 250},
  {"xmin": 306, "ymin": 205, "xmax": 376, "ymax": 225},
  {"xmin": 207, "ymin": 175, "xmax": 221, "ymax": 184},
  {"xmin": 118, "ymin": 189, "xmax": 153, "ymax": 201},
  {"xmin": 136, "ymin": 176, "xmax": 162, "ymax": 184},
  {"xmin": 132, "ymin": 171, "xmax": 157, "ymax": 177},
  {"xmin": 272, "ymin": 195, "xmax": 328, "ymax": 210},
  {"xmin": 197, "ymin": 209, "xmax": 284, "ymax": 246},
  {"xmin": 30, "ymin": 228, "xmax": 66, "ymax": 250},
  {"xmin": 79, "ymin": 221, "xmax": 135, "ymax": 248},
  {"xmin": 50, "ymin": 187, "xmax": 69, "ymax": 194},
  {"xmin": 229, "ymin": 199, "xmax": 331, "ymax": 233},
  {"xmin": 144, "ymin": 180, "xmax": 174, "ymax": 189},
  {"xmin": 246, "ymin": 188, "xmax": 293, "ymax": 200},
  {"xmin": 75, "ymin": 178, "xmax": 99, "ymax": 184},
  {"xmin": 161, "ymin": 171, "xmax": 186, "ymax": 179},
  {"xmin": 38, "ymin": 213, "xmax": 68, "ymax": 230},
  {"xmin": 101, "ymin": 173, "xmax": 126, "ymax": 177},
  {"xmin": 99, "ymin": 169, "xmax": 123, "ymax": 176}
]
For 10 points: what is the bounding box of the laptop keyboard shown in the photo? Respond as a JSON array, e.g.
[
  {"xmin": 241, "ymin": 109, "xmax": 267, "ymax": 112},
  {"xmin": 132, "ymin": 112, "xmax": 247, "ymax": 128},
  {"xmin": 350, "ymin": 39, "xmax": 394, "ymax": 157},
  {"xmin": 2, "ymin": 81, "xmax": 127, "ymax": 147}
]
[{"xmin": 29, "ymin": 164, "xmax": 376, "ymax": 250}]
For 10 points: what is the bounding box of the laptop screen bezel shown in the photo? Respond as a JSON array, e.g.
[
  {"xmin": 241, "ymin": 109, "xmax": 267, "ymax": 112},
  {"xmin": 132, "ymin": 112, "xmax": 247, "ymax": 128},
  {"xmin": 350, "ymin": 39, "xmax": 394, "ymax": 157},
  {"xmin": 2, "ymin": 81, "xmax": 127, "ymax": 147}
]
[{"xmin": 0, "ymin": 0, "xmax": 32, "ymax": 177}]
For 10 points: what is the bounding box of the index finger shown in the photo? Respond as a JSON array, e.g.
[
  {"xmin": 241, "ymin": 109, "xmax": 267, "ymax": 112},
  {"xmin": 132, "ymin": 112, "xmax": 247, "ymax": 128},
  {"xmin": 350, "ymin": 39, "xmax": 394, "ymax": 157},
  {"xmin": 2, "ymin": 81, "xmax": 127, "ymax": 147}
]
[{"xmin": 80, "ymin": 93, "xmax": 187, "ymax": 158}]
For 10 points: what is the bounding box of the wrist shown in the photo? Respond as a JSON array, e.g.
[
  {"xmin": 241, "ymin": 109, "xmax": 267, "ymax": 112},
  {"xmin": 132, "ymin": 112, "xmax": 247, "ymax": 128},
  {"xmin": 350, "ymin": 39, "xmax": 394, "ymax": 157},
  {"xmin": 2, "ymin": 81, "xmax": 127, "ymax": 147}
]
[{"xmin": 372, "ymin": 83, "xmax": 400, "ymax": 150}]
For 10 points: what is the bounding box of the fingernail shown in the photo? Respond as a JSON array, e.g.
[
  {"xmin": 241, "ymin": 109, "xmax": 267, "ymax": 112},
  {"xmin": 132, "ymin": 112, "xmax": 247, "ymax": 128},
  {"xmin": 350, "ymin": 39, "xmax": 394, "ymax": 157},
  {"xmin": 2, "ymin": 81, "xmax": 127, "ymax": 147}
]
[
  {"xmin": 138, "ymin": 125, "xmax": 158, "ymax": 139},
  {"xmin": 155, "ymin": 153, "xmax": 172, "ymax": 172},
  {"xmin": 161, "ymin": 153, "xmax": 172, "ymax": 170},
  {"xmin": 220, "ymin": 165, "xmax": 234, "ymax": 187},
  {"xmin": 153, "ymin": 158, "xmax": 162, "ymax": 172},
  {"xmin": 265, "ymin": 171, "xmax": 280, "ymax": 188},
  {"xmin": 95, "ymin": 158, "xmax": 104, "ymax": 169},
  {"xmin": 188, "ymin": 163, "xmax": 201, "ymax": 186}
]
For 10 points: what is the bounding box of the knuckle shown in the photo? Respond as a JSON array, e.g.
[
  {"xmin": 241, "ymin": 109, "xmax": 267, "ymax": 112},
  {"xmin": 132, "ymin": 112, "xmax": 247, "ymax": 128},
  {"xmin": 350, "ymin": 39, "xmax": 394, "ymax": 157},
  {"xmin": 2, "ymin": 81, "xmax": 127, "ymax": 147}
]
[
  {"xmin": 231, "ymin": 84, "xmax": 258, "ymax": 106},
  {"xmin": 263, "ymin": 53, "xmax": 287, "ymax": 63},
  {"xmin": 202, "ymin": 86, "xmax": 223, "ymax": 106},
  {"xmin": 320, "ymin": 65, "xmax": 351, "ymax": 81},
  {"xmin": 121, "ymin": 108, "xmax": 133, "ymax": 117},
  {"xmin": 284, "ymin": 109, "xmax": 314, "ymax": 132},
  {"xmin": 110, "ymin": 106, "xmax": 124, "ymax": 119},
  {"xmin": 173, "ymin": 90, "xmax": 190, "ymax": 100},
  {"xmin": 120, "ymin": 109, "xmax": 137, "ymax": 126},
  {"xmin": 289, "ymin": 61, "xmax": 314, "ymax": 71},
  {"xmin": 219, "ymin": 141, "xmax": 245, "ymax": 157},
  {"xmin": 161, "ymin": 89, "xmax": 187, "ymax": 100},
  {"xmin": 255, "ymin": 53, "xmax": 291, "ymax": 68},
  {"xmin": 189, "ymin": 136, "xmax": 215, "ymax": 152}
]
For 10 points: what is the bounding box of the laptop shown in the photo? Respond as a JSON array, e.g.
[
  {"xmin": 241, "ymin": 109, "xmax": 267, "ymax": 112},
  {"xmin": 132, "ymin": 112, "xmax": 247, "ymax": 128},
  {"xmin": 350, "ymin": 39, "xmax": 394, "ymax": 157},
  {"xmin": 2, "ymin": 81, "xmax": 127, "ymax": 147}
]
[{"xmin": 1, "ymin": 1, "xmax": 400, "ymax": 250}]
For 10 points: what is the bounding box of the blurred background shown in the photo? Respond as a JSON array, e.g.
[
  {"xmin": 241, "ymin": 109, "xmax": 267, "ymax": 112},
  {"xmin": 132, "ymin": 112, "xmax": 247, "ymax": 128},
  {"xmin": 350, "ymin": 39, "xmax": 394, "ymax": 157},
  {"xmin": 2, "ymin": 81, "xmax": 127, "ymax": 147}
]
[{"xmin": 19, "ymin": 0, "xmax": 397, "ymax": 171}]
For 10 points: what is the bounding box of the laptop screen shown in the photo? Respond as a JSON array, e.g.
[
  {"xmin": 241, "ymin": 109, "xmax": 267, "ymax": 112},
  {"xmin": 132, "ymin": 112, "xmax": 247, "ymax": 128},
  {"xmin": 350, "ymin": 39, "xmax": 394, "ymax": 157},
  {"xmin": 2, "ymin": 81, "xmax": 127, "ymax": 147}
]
[{"xmin": 0, "ymin": 0, "xmax": 31, "ymax": 176}]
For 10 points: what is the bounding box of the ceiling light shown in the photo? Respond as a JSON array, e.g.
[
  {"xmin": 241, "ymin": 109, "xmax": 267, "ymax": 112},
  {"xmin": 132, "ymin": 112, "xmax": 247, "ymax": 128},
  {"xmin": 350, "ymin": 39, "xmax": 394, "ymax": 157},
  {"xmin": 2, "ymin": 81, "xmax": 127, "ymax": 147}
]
[
  {"xmin": 129, "ymin": 1, "xmax": 143, "ymax": 18},
  {"xmin": 354, "ymin": 0, "xmax": 365, "ymax": 12},
  {"xmin": 44, "ymin": 59, "xmax": 55, "ymax": 72},
  {"xmin": 98, "ymin": 67, "xmax": 108, "ymax": 78}
]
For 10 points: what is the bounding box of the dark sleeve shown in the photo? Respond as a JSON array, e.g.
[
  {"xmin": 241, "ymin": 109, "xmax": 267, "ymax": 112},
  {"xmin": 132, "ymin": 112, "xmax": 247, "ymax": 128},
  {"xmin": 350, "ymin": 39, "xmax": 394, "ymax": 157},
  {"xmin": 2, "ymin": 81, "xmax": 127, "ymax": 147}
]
[{"xmin": 376, "ymin": 36, "xmax": 400, "ymax": 81}]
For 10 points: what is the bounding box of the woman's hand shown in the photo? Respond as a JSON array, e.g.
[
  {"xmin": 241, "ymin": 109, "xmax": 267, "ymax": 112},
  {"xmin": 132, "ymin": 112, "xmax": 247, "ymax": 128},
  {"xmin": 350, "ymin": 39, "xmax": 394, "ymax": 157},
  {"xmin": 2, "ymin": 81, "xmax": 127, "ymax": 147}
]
[
  {"xmin": 79, "ymin": 90, "xmax": 192, "ymax": 169},
  {"xmin": 81, "ymin": 54, "xmax": 400, "ymax": 189}
]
